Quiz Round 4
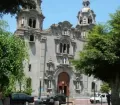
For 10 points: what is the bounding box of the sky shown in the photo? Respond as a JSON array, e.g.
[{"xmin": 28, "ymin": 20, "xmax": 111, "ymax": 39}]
[{"xmin": 2, "ymin": 0, "xmax": 120, "ymax": 33}]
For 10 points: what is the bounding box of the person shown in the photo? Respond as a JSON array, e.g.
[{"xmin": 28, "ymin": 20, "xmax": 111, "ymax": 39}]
[
  {"xmin": 106, "ymin": 92, "xmax": 111, "ymax": 105},
  {"xmin": 0, "ymin": 92, "xmax": 3, "ymax": 105}
]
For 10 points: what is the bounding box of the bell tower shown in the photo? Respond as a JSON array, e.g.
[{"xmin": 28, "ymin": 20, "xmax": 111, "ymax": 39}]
[
  {"xmin": 77, "ymin": 0, "xmax": 96, "ymax": 38},
  {"xmin": 16, "ymin": 0, "xmax": 45, "ymax": 31}
]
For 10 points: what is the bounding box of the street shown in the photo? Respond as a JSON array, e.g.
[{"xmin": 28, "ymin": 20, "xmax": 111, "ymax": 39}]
[{"xmin": 74, "ymin": 99, "xmax": 108, "ymax": 105}]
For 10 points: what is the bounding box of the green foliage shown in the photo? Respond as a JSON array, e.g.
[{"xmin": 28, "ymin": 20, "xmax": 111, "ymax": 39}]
[
  {"xmin": 0, "ymin": 20, "xmax": 28, "ymax": 94},
  {"xmin": 23, "ymin": 88, "xmax": 32, "ymax": 95},
  {"xmin": 72, "ymin": 10, "xmax": 120, "ymax": 105},
  {"xmin": 72, "ymin": 24, "xmax": 115, "ymax": 82},
  {"xmin": 0, "ymin": 0, "xmax": 36, "ymax": 16},
  {"xmin": 72, "ymin": 9, "xmax": 120, "ymax": 83},
  {"xmin": 3, "ymin": 75, "xmax": 16, "ymax": 97},
  {"xmin": 23, "ymin": 77, "xmax": 32, "ymax": 95},
  {"xmin": 0, "ymin": 20, "xmax": 9, "ymax": 31},
  {"xmin": 100, "ymin": 83, "xmax": 111, "ymax": 93}
]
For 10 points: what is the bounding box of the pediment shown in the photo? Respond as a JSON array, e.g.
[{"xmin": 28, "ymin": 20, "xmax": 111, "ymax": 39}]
[
  {"xmin": 58, "ymin": 21, "xmax": 72, "ymax": 29},
  {"xmin": 51, "ymin": 21, "xmax": 73, "ymax": 30}
]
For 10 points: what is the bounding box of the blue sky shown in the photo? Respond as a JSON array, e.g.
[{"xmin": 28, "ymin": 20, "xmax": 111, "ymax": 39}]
[{"xmin": 3, "ymin": 0, "xmax": 120, "ymax": 33}]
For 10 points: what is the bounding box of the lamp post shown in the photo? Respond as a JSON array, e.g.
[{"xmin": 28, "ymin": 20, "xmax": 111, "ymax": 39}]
[
  {"xmin": 93, "ymin": 79, "xmax": 96, "ymax": 104},
  {"xmin": 39, "ymin": 77, "xmax": 42, "ymax": 99}
]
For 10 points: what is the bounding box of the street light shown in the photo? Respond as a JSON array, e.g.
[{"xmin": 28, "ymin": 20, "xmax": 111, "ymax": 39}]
[
  {"xmin": 39, "ymin": 77, "xmax": 42, "ymax": 99},
  {"xmin": 93, "ymin": 79, "xmax": 96, "ymax": 104}
]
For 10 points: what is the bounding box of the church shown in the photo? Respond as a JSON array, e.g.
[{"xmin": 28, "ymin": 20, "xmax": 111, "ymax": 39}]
[{"xmin": 15, "ymin": 0, "xmax": 102, "ymax": 98}]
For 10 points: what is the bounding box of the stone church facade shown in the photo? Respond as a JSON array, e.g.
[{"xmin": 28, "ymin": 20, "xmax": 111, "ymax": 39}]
[{"xmin": 15, "ymin": 0, "xmax": 102, "ymax": 98}]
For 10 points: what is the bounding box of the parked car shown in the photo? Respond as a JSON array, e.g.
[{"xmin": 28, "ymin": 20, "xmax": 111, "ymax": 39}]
[
  {"xmin": 10, "ymin": 93, "xmax": 34, "ymax": 103},
  {"xmin": 90, "ymin": 93, "xmax": 107, "ymax": 103},
  {"xmin": 38, "ymin": 93, "xmax": 66, "ymax": 105},
  {"xmin": 34, "ymin": 96, "xmax": 48, "ymax": 105},
  {"xmin": 54, "ymin": 94, "xmax": 66, "ymax": 102}
]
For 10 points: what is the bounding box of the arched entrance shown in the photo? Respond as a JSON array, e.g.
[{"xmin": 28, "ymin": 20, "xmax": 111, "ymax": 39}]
[{"xmin": 58, "ymin": 72, "xmax": 70, "ymax": 96}]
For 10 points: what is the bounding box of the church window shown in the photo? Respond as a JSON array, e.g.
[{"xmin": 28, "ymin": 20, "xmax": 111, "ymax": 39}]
[
  {"xmin": 30, "ymin": 6, "xmax": 33, "ymax": 9},
  {"xmin": 80, "ymin": 19, "xmax": 82, "ymax": 24},
  {"xmin": 30, "ymin": 34, "xmax": 34, "ymax": 41},
  {"xmin": 73, "ymin": 45, "xmax": 76, "ymax": 55},
  {"xmin": 88, "ymin": 18, "xmax": 92, "ymax": 24},
  {"xmin": 21, "ymin": 17, "xmax": 24, "ymax": 26},
  {"xmin": 60, "ymin": 43, "xmax": 63, "ymax": 53},
  {"xmin": 29, "ymin": 18, "xmax": 36, "ymax": 28},
  {"xmin": 33, "ymin": 20, "xmax": 36, "ymax": 28},
  {"xmin": 67, "ymin": 44, "xmax": 70, "ymax": 54},
  {"xmin": 29, "ymin": 6, "xmax": 36, "ymax": 9},
  {"xmin": 59, "ymin": 42, "xmax": 70, "ymax": 54},
  {"xmin": 28, "ymin": 64, "xmax": 31, "ymax": 71},
  {"xmin": 63, "ymin": 44, "xmax": 66, "ymax": 53},
  {"xmin": 91, "ymin": 82, "xmax": 95, "ymax": 90},
  {"xmin": 86, "ymin": 2, "xmax": 89, "ymax": 6},
  {"xmin": 29, "ymin": 19, "xmax": 32, "ymax": 27}
]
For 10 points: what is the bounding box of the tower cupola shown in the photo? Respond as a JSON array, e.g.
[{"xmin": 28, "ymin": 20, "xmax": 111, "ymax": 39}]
[
  {"xmin": 77, "ymin": 0, "xmax": 96, "ymax": 25},
  {"xmin": 76, "ymin": 0, "xmax": 96, "ymax": 38},
  {"xmin": 16, "ymin": 0, "xmax": 45, "ymax": 31}
]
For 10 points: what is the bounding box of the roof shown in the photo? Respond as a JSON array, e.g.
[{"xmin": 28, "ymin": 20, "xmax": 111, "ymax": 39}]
[{"xmin": 81, "ymin": 7, "xmax": 90, "ymax": 12}]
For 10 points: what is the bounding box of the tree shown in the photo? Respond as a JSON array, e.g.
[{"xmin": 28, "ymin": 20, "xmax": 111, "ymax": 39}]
[
  {"xmin": 0, "ymin": 20, "xmax": 28, "ymax": 95},
  {"xmin": 0, "ymin": 0, "xmax": 36, "ymax": 16},
  {"xmin": 100, "ymin": 83, "xmax": 111, "ymax": 93},
  {"xmin": 72, "ymin": 9, "xmax": 120, "ymax": 105}
]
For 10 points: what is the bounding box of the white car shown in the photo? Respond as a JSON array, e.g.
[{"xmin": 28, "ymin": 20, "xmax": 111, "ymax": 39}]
[{"xmin": 90, "ymin": 93, "xmax": 107, "ymax": 103}]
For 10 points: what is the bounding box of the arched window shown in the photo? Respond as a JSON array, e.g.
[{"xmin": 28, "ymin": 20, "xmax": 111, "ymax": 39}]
[
  {"xmin": 60, "ymin": 43, "xmax": 63, "ymax": 53},
  {"xmin": 28, "ymin": 64, "xmax": 31, "ymax": 71},
  {"xmin": 29, "ymin": 6, "xmax": 36, "ymax": 9},
  {"xmin": 67, "ymin": 44, "xmax": 70, "ymax": 54},
  {"xmin": 29, "ymin": 19, "xmax": 32, "ymax": 27},
  {"xmin": 80, "ymin": 19, "xmax": 82, "ymax": 24},
  {"xmin": 88, "ymin": 18, "xmax": 92, "ymax": 24},
  {"xmin": 80, "ymin": 17, "xmax": 82, "ymax": 24},
  {"xmin": 33, "ymin": 20, "xmax": 36, "ymax": 28},
  {"xmin": 63, "ymin": 44, "xmax": 66, "ymax": 53},
  {"xmin": 21, "ymin": 17, "xmax": 24, "ymax": 26},
  {"xmin": 29, "ymin": 18, "xmax": 36, "ymax": 28},
  {"xmin": 91, "ymin": 82, "xmax": 95, "ymax": 90},
  {"xmin": 30, "ymin": 34, "xmax": 34, "ymax": 41},
  {"xmin": 59, "ymin": 41, "xmax": 70, "ymax": 54}
]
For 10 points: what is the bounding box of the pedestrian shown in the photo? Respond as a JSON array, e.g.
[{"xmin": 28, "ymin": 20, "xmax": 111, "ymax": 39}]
[
  {"xmin": 0, "ymin": 92, "xmax": 3, "ymax": 105},
  {"xmin": 106, "ymin": 92, "xmax": 111, "ymax": 105}
]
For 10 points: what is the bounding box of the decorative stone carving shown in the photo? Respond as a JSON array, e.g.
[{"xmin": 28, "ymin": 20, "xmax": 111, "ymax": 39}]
[
  {"xmin": 40, "ymin": 36, "xmax": 47, "ymax": 42},
  {"xmin": 73, "ymin": 72, "xmax": 83, "ymax": 92},
  {"xmin": 45, "ymin": 57, "xmax": 55, "ymax": 80},
  {"xmin": 51, "ymin": 21, "xmax": 72, "ymax": 30}
]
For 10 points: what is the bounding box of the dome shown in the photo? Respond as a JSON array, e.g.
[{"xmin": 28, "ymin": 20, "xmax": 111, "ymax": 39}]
[{"xmin": 81, "ymin": 7, "xmax": 90, "ymax": 12}]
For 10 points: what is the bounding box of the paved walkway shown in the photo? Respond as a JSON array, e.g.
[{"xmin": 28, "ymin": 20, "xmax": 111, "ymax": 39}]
[{"xmin": 75, "ymin": 99, "xmax": 108, "ymax": 105}]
